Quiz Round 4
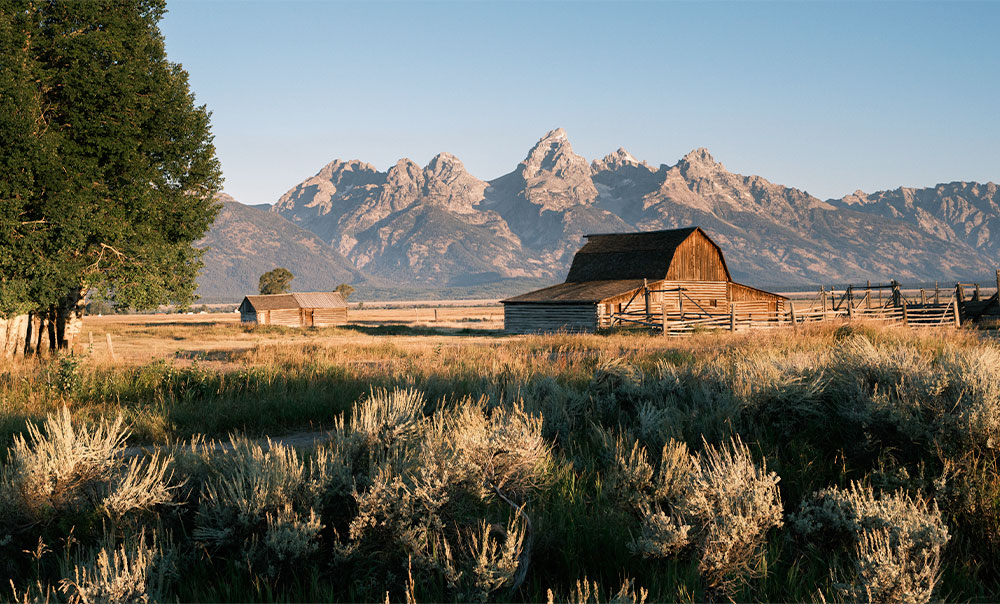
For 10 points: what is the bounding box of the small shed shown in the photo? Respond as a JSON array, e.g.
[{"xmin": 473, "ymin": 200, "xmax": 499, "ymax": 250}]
[
  {"xmin": 502, "ymin": 227, "xmax": 787, "ymax": 333},
  {"xmin": 239, "ymin": 292, "xmax": 348, "ymax": 327}
]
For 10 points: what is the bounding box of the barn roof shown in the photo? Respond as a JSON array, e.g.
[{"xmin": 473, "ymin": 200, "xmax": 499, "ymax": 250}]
[
  {"xmin": 243, "ymin": 292, "xmax": 346, "ymax": 311},
  {"xmin": 502, "ymin": 280, "xmax": 646, "ymax": 304},
  {"xmin": 565, "ymin": 227, "xmax": 731, "ymax": 282}
]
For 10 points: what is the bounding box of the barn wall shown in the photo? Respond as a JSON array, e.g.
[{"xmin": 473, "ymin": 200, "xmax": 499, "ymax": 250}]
[
  {"xmin": 269, "ymin": 309, "xmax": 302, "ymax": 327},
  {"xmin": 313, "ymin": 308, "xmax": 348, "ymax": 326},
  {"xmin": 665, "ymin": 232, "xmax": 729, "ymax": 281},
  {"xmin": 240, "ymin": 310, "xmax": 257, "ymax": 323},
  {"xmin": 729, "ymin": 282, "xmax": 786, "ymax": 314},
  {"xmin": 504, "ymin": 304, "xmax": 599, "ymax": 334}
]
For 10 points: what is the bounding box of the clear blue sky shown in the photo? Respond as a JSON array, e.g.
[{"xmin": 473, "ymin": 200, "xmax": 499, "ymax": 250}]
[{"xmin": 160, "ymin": 1, "xmax": 1000, "ymax": 205}]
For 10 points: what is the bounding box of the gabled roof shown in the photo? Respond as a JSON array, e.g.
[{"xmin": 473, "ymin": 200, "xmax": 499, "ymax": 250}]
[
  {"xmin": 565, "ymin": 227, "xmax": 731, "ymax": 282},
  {"xmin": 243, "ymin": 292, "xmax": 346, "ymax": 311},
  {"xmin": 502, "ymin": 280, "xmax": 646, "ymax": 304}
]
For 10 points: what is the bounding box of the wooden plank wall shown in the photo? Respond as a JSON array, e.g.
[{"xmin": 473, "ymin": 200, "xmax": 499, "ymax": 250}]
[
  {"xmin": 729, "ymin": 282, "xmax": 786, "ymax": 314},
  {"xmin": 504, "ymin": 304, "xmax": 599, "ymax": 334},
  {"xmin": 269, "ymin": 309, "xmax": 302, "ymax": 327},
  {"xmin": 665, "ymin": 232, "xmax": 729, "ymax": 281},
  {"xmin": 313, "ymin": 308, "xmax": 348, "ymax": 326},
  {"xmin": 240, "ymin": 310, "xmax": 257, "ymax": 323}
]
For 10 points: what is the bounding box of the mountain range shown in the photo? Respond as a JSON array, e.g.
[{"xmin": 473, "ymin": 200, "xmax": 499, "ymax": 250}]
[{"xmin": 197, "ymin": 129, "xmax": 998, "ymax": 300}]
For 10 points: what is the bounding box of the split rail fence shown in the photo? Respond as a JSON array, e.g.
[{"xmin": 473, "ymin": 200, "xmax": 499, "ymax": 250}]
[{"xmin": 607, "ymin": 270, "xmax": 1000, "ymax": 336}]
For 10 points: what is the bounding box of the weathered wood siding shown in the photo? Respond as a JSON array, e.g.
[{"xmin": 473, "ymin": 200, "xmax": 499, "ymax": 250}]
[
  {"xmin": 504, "ymin": 304, "xmax": 599, "ymax": 334},
  {"xmin": 728, "ymin": 282, "xmax": 786, "ymax": 314},
  {"xmin": 313, "ymin": 308, "xmax": 348, "ymax": 326},
  {"xmin": 665, "ymin": 231, "xmax": 729, "ymax": 282},
  {"xmin": 269, "ymin": 309, "xmax": 302, "ymax": 327}
]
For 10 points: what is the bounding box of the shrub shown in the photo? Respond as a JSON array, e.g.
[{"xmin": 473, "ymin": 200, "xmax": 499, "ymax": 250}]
[
  {"xmin": 192, "ymin": 436, "xmax": 324, "ymax": 574},
  {"xmin": 681, "ymin": 437, "xmax": 783, "ymax": 592},
  {"xmin": 616, "ymin": 436, "xmax": 782, "ymax": 594},
  {"xmin": 0, "ymin": 408, "xmax": 173, "ymax": 531},
  {"xmin": 936, "ymin": 346, "xmax": 1000, "ymax": 451},
  {"xmin": 58, "ymin": 531, "xmax": 169, "ymax": 604},
  {"xmin": 353, "ymin": 387, "xmax": 426, "ymax": 451},
  {"xmin": 792, "ymin": 483, "xmax": 949, "ymax": 603}
]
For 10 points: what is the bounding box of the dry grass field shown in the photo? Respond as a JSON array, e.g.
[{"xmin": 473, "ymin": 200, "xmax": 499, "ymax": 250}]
[
  {"xmin": 79, "ymin": 304, "xmax": 505, "ymax": 364},
  {"xmin": 3, "ymin": 314, "xmax": 1000, "ymax": 603}
]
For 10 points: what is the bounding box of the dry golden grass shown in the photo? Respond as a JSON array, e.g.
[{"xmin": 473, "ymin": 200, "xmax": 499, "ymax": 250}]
[{"xmin": 77, "ymin": 304, "xmax": 504, "ymax": 365}]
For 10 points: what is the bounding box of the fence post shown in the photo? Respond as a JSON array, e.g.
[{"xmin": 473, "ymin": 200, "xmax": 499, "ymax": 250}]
[
  {"xmin": 847, "ymin": 286, "xmax": 854, "ymax": 320},
  {"xmin": 678, "ymin": 288, "xmax": 684, "ymax": 320},
  {"xmin": 974, "ymin": 284, "xmax": 981, "ymax": 302},
  {"xmin": 902, "ymin": 300, "xmax": 908, "ymax": 325},
  {"xmin": 789, "ymin": 303, "xmax": 797, "ymax": 332},
  {"xmin": 996, "ymin": 269, "xmax": 1000, "ymax": 301},
  {"xmin": 821, "ymin": 287, "xmax": 827, "ymax": 314},
  {"xmin": 730, "ymin": 305, "xmax": 736, "ymax": 332},
  {"xmin": 866, "ymin": 281, "xmax": 872, "ymax": 309},
  {"xmin": 891, "ymin": 280, "xmax": 901, "ymax": 308},
  {"xmin": 643, "ymin": 279, "xmax": 651, "ymax": 323},
  {"xmin": 953, "ymin": 298, "xmax": 961, "ymax": 327},
  {"xmin": 957, "ymin": 283, "xmax": 965, "ymax": 303},
  {"xmin": 920, "ymin": 289, "xmax": 926, "ymax": 305},
  {"xmin": 662, "ymin": 304, "xmax": 669, "ymax": 336},
  {"xmin": 106, "ymin": 332, "xmax": 116, "ymax": 362}
]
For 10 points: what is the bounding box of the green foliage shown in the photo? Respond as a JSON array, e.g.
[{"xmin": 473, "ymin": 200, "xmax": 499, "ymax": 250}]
[
  {"xmin": 259, "ymin": 267, "xmax": 294, "ymax": 295},
  {"xmin": 335, "ymin": 283, "xmax": 355, "ymax": 300},
  {"xmin": 0, "ymin": 0, "xmax": 222, "ymax": 316}
]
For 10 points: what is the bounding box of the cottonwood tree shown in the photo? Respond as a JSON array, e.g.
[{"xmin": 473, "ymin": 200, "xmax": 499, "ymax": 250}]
[
  {"xmin": 259, "ymin": 268, "xmax": 294, "ymax": 295},
  {"xmin": 335, "ymin": 283, "xmax": 354, "ymax": 300},
  {"xmin": 0, "ymin": 0, "xmax": 222, "ymax": 353}
]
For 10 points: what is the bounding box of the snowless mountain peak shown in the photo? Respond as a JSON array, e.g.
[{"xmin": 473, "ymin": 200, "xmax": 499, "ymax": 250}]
[
  {"xmin": 541, "ymin": 127, "xmax": 568, "ymax": 142},
  {"xmin": 592, "ymin": 147, "xmax": 647, "ymax": 173},
  {"xmin": 680, "ymin": 147, "xmax": 719, "ymax": 166}
]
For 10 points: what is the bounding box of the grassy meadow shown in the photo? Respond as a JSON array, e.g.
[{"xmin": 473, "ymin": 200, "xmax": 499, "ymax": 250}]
[{"xmin": 2, "ymin": 314, "xmax": 1000, "ymax": 602}]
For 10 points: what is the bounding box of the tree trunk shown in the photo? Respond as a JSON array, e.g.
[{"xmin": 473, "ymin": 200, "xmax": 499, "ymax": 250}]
[
  {"xmin": 56, "ymin": 288, "xmax": 86, "ymax": 350},
  {"xmin": 1, "ymin": 314, "xmax": 30, "ymax": 359}
]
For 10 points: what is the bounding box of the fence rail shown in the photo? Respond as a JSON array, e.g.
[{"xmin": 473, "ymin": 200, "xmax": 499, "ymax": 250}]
[{"xmin": 602, "ymin": 272, "xmax": 1000, "ymax": 336}]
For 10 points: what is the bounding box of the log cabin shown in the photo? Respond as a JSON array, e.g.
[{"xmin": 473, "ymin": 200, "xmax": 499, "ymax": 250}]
[
  {"xmin": 239, "ymin": 292, "xmax": 348, "ymax": 327},
  {"xmin": 502, "ymin": 227, "xmax": 787, "ymax": 333}
]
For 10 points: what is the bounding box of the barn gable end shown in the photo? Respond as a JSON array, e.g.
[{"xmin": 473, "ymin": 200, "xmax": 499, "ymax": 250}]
[{"xmin": 565, "ymin": 227, "xmax": 730, "ymax": 283}]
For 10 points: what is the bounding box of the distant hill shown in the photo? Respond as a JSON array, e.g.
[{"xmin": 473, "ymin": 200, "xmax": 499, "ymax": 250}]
[{"xmin": 194, "ymin": 194, "xmax": 364, "ymax": 303}]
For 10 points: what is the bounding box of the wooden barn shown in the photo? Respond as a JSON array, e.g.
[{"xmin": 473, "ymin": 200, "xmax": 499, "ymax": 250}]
[
  {"xmin": 502, "ymin": 227, "xmax": 787, "ymax": 334},
  {"xmin": 239, "ymin": 292, "xmax": 348, "ymax": 327}
]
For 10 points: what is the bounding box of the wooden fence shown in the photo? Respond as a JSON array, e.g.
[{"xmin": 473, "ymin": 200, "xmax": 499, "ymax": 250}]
[{"xmin": 608, "ymin": 271, "xmax": 999, "ymax": 336}]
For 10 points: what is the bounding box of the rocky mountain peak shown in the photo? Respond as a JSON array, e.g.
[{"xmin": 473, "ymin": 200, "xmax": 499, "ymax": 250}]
[
  {"xmin": 521, "ymin": 127, "xmax": 588, "ymax": 180},
  {"xmin": 422, "ymin": 152, "xmax": 487, "ymax": 214},
  {"xmin": 678, "ymin": 147, "xmax": 722, "ymax": 172},
  {"xmin": 591, "ymin": 147, "xmax": 647, "ymax": 173},
  {"xmin": 425, "ymin": 152, "xmax": 465, "ymax": 179}
]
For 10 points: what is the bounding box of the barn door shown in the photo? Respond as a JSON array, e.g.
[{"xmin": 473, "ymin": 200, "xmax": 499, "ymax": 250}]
[{"xmin": 305, "ymin": 309, "xmax": 314, "ymax": 327}]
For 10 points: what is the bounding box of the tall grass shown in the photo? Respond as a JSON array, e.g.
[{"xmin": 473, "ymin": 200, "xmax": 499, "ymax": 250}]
[{"xmin": 2, "ymin": 324, "xmax": 999, "ymax": 601}]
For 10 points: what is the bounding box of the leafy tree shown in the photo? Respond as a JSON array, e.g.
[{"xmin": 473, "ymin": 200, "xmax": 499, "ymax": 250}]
[
  {"xmin": 0, "ymin": 0, "xmax": 222, "ymax": 350},
  {"xmin": 259, "ymin": 268, "xmax": 293, "ymax": 295},
  {"xmin": 335, "ymin": 283, "xmax": 355, "ymax": 300}
]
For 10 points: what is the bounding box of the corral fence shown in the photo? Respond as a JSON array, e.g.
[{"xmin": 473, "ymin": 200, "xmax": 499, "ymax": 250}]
[{"xmin": 608, "ymin": 270, "xmax": 1000, "ymax": 336}]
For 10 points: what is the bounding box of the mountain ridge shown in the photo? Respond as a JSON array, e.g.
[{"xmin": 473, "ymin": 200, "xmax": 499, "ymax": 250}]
[{"xmin": 199, "ymin": 130, "xmax": 998, "ymax": 299}]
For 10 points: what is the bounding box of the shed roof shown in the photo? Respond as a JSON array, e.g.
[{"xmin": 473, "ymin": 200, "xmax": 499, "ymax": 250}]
[
  {"xmin": 502, "ymin": 280, "xmax": 646, "ymax": 304},
  {"xmin": 565, "ymin": 227, "xmax": 730, "ymax": 282},
  {"xmin": 243, "ymin": 292, "xmax": 346, "ymax": 311}
]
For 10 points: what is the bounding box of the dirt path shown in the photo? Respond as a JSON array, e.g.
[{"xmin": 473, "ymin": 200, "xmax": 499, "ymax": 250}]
[{"xmin": 123, "ymin": 429, "xmax": 334, "ymax": 459}]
